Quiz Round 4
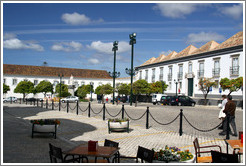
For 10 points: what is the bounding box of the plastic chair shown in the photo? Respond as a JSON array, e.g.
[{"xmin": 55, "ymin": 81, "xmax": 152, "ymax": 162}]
[
  {"xmin": 211, "ymin": 150, "xmax": 239, "ymax": 163},
  {"xmin": 113, "ymin": 146, "xmax": 154, "ymax": 163},
  {"xmin": 193, "ymin": 138, "xmax": 222, "ymax": 163},
  {"xmin": 49, "ymin": 143, "xmax": 87, "ymax": 163}
]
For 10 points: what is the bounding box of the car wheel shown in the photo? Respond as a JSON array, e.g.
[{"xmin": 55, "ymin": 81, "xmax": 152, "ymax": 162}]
[
  {"xmin": 153, "ymin": 102, "xmax": 156, "ymax": 105},
  {"xmin": 178, "ymin": 102, "xmax": 182, "ymax": 106},
  {"xmin": 191, "ymin": 103, "xmax": 195, "ymax": 107},
  {"xmin": 62, "ymin": 100, "xmax": 65, "ymax": 103}
]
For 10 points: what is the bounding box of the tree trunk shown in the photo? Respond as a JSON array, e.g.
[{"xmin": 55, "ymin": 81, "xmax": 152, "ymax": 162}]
[{"xmin": 135, "ymin": 95, "xmax": 138, "ymax": 107}]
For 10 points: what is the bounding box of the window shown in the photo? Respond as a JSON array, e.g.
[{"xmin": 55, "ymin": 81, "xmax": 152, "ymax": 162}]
[
  {"xmin": 53, "ymin": 81, "xmax": 59, "ymax": 86},
  {"xmin": 61, "ymin": 81, "xmax": 65, "ymax": 84},
  {"xmin": 81, "ymin": 81, "xmax": 85, "ymax": 85},
  {"xmin": 139, "ymin": 71, "xmax": 142, "ymax": 80},
  {"xmin": 179, "ymin": 82, "xmax": 182, "ymax": 90},
  {"xmin": 198, "ymin": 62, "xmax": 204, "ymax": 78},
  {"xmin": 24, "ymin": 79, "xmax": 28, "ymax": 82},
  {"xmin": 213, "ymin": 60, "xmax": 220, "ymax": 77},
  {"xmin": 3, "ymin": 78, "xmax": 6, "ymax": 84},
  {"xmin": 159, "ymin": 67, "xmax": 163, "ymax": 81},
  {"xmin": 178, "ymin": 65, "xmax": 183, "ymax": 80},
  {"xmin": 12, "ymin": 79, "xmax": 17, "ymax": 85},
  {"xmin": 152, "ymin": 68, "xmax": 155, "ymax": 83},
  {"xmin": 214, "ymin": 80, "xmax": 219, "ymax": 89},
  {"xmin": 188, "ymin": 63, "xmax": 192, "ymax": 73},
  {"xmin": 168, "ymin": 67, "xmax": 172, "ymax": 81},
  {"xmin": 98, "ymin": 82, "xmax": 102, "ymax": 86},
  {"xmin": 168, "ymin": 82, "xmax": 172, "ymax": 90},
  {"xmin": 34, "ymin": 80, "xmax": 38, "ymax": 85},
  {"xmin": 145, "ymin": 70, "xmax": 148, "ymax": 81},
  {"xmin": 74, "ymin": 81, "xmax": 79, "ymax": 88},
  {"xmin": 230, "ymin": 56, "xmax": 239, "ymax": 75}
]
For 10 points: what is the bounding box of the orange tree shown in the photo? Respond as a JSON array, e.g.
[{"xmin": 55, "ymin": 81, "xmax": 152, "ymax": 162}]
[
  {"xmin": 198, "ymin": 77, "xmax": 217, "ymax": 105},
  {"xmin": 149, "ymin": 81, "xmax": 168, "ymax": 94},
  {"xmin": 133, "ymin": 79, "xmax": 150, "ymax": 107},
  {"xmin": 220, "ymin": 77, "xmax": 243, "ymax": 95}
]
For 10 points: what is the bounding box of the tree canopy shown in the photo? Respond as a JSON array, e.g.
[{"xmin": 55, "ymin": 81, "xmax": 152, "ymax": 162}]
[
  {"xmin": 14, "ymin": 80, "xmax": 34, "ymax": 99},
  {"xmin": 220, "ymin": 77, "xmax": 243, "ymax": 95},
  {"xmin": 35, "ymin": 80, "xmax": 53, "ymax": 97},
  {"xmin": 116, "ymin": 83, "xmax": 130, "ymax": 96},
  {"xmin": 149, "ymin": 81, "xmax": 168, "ymax": 94},
  {"xmin": 95, "ymin": 84, "xmax": 113, "ymax": 103},
  {"xmin": 76, "ymin": 84, "xmax": 93, "ymax": 99},
  {"xmin": 55, "ymin": 83, "xmax": 71, "ymax": 97},
  {"xmin": 198, "ymin": 77, "xmax": 217, "ymax": 105},
  {"xmin": 3, "ymin": 84, "xmax": 10, "ymax": 94}
]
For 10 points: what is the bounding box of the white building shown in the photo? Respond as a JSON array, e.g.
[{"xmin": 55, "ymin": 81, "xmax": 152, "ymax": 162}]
[
  {"xmin": 3, "ymin": 64, "xmax": 132, "ymax": 99},
  {"xmin": 135, "ymin": 31, "xmax": 243, "ymax": 105}
]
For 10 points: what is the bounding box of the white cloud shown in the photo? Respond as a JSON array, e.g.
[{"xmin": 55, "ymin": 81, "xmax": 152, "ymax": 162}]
[
  {"xmin": 3, "ymin": 33, "xmax": 16, "ymax": 40},
  {"xmin": 186, "ymin": 31, "xmax": 225, "ymax": 44},
  {"xmin": 61, "ymin": 12, "xmax": 104, "ymax": 25},
  {"xmin": 218, "ymin": 4, "xmax": 243, "ymax": 19},
  {"xmin": 3, "ymin": 38, "xmax": 44, "ymax": 51},
  {"xmin": 153, "ymin": 3, "xmax": 209, "ymax": 19},
  {"xmin": 87, "ymin": 41, "xmax": 130, "ymax": 54},
  {"xmin": 51, "ymin": 41, "xmax": 83, "ymax": 52},
  {"xmin": 88, "ymin": 58, "xmax": 100, "ymax": 65}
]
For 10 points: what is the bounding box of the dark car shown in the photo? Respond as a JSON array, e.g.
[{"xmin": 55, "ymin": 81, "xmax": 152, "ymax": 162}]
[
  {"xmin": 170, "ymin": 95, "xmax": 196, "ymax": 106},
  {"xmin": 26, "ymin": 98, "xmax": 43, "ymax": 102},
  {"xmin": 160, "ymin": 96, "xmax": 172, "ymax": 105}
]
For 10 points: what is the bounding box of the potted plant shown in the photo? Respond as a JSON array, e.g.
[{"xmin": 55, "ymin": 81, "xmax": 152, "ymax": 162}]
[
  {"xmin": 108, "ymin": 118, "xmax": 129, "ymax": 134},
  {"xmin": 30, "ymin": 119, "xmax": 60, "ymax": 139},
  {"xmin": 152, "ymin": 146, "xmax": 195, "ymax": 163}
]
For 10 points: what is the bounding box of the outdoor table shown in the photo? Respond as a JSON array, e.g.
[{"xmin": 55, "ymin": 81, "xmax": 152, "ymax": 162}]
[
  {"xmin": 64, "ymin": 144, "xmax": 120, "ymax": 163},
  {"xmin": 225, "ymin": 139, "xmax": 243, "ymax": 154}
]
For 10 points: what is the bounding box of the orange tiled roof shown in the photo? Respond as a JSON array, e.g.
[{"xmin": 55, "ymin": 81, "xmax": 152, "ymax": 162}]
[
  {"xmin": 174, "ymin": 45, "xmax": 198, "ymax": 58},
  {"xmin": 153, "ymin": 54, "xmax": 166, "ymax": 63},
  {"xmin": 166, "ymin": 51, "xmax": 178, "ymax": 60},
  {"xmin": 3, "ymin": 64, "xmax": 112, "ymax": 79},
  {"xmin": 140, "ymin": 57, "xmax": 156, "ymax": 66},
  {"xmin": 191, "ymin": 40, "xmax": 220, "ymax": 55},
  {"xmin": 213, "ymin": 31, "xmax": 243, "ymax": 50}
]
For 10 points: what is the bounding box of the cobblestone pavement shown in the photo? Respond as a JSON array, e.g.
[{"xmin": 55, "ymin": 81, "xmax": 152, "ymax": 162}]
[{"xmin": 2, "ymin": 101, "xmax": 244, "ymax": 163}]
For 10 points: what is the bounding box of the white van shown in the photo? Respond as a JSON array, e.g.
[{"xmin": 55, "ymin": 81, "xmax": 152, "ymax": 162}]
[{"xmin": 152, "ymin": 94, "xmax": 167, "ymax": 105}]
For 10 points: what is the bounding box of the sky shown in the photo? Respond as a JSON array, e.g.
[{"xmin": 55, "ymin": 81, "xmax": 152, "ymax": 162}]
[{"xmin": 2, "ymin": 2, "xmax": 244, "ymax": 78}]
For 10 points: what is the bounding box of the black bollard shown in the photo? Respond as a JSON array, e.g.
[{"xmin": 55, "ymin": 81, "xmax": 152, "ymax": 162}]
[
  {"xmin": 179, "ymin": 109, "xmax": 183, "ymax": 136},
  {"xmin": 67, "ymin": 100, "xmax": 69, "ymax": 113},
  {"xmin": 37, "ymin": 99, "xmax": 39, "ymax": 107},
  {"xmin": 146, "ymin": 107, "xmax": 149, "ymax": 129},
  {"xmin": 103, "ymin": 103, "xmax": 106, "ymax": 120},
  {"xmin": 10, "ymin": 97, "xmax": 12, "ymax": 104},
  {"xmin": 20, "ymin": 98, "xmax": 21, "ymax": 104},
  {"xmin": 46, "ymin": 99, "xmax": 48, "ymax": 109},
  {"xmin": 26, "ymin": 98, "xmax": 27, "ymax": 105},
  {"xmin": 76, "ymin": 100, "xmax": 79, "ymax": 115},
  {"xmin": 52, "ymin": 100, "xmax": 54, "ymax": 110},
  {"xmin": 226, "ymin": 114, "xmax": 230, "ymax": 140},
  {"xmin": 88, "ymin": 102, "xmax": 91, "ymax": 117},
  {"xmin": 122, "ymin": 105, "xmax": 125, "ymax": 119},
  {"xmin": 59, "ymin": 99, "xmax": 61, "ymax": 111}
]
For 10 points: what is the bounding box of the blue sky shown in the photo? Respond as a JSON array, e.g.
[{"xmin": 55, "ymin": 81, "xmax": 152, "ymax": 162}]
[{"xmin": 2, "ymin": 2, "xmax": 244, "ymax": 77}]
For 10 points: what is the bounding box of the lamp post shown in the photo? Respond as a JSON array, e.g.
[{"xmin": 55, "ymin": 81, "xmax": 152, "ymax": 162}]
[
  {"xmin": 58, "ymin": 74, "xmax": 63, "ymax": 111},
  {"xmin": 90, "ymin": 82, "xmax": 94, "ymax": 102},
  {"xmin": 174, "ymin": 79, "xmax": 178, "ymax": 96},
  {"xmin": 126, "ymin": 32, "xmax": 137, "ymax": 106},
  {"xmin": 108, "ymin": 41, "xmax": 120, "ymax": 105}
]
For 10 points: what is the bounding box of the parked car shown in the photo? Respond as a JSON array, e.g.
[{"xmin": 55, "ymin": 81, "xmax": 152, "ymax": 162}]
[
  {"xmin": 152, "ymin": 94, "xmax": 167, "ymax": 105},
  {"xmin": 3, "ymin": 97, "xmax": 18, "ymax": 103},
  {"xmin": 169, "ymin": 95, "xmax": 196, "ymax": 106},
  {"xmin": 25, "ymin": 98, "xmax": 43, "ymax": 102},
  {"xmin": 160, "ymin": 96, "xmax": 172, "ymax": 105},
  {"xmin": 60, "ymin": 96, "xmax": 79, "ymax": 103}
]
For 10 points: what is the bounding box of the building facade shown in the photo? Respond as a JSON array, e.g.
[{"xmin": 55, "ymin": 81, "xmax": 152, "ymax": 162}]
[
  {"xmin": 3, "ymin": 64, "xmax": 131, "ymax": 99},
  {"xmin": 135, "ymin": 32, "xmax": 244, "ymax": 102}
]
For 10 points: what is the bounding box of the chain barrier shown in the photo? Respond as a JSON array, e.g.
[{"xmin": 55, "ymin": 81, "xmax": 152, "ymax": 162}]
[
  {"xmin": 90, "ymin": 107, "xmax": 103, "ymax": 115},
  {"xmin": 183, "ymin": 114, "xmax": 222, "ymax": 132},
  {"xmin": 124, "ymin": 110, "xmax": 146, "ymax": 121},
  {"xmin": 105, "ymin": 108, "xmax": 122, "ymax": 118},
  {"xmin": 61, "ymin": 103, "xmax": 67, "ymax": 109},
  {"xmin": 69, "ymin": 104, "xmax": 77, "ymax": 110},
  {"xmin": 53, "ymin": 103, "xmax": 59, "ymax": 108},
  {"xmin": 149, "ymin": 112, "xmax": 180, "ymax": 125},
  {"xmin": 78, "ymin": 105, "xmax": 88, "ymax": 112},
  {"xmin": 48, "ymin": 103, "xmax": 53, "ymax": 107}
]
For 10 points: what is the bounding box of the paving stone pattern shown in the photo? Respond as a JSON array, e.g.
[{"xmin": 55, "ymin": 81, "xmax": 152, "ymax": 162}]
[{"xmin": 3, "ymin": 102, "xmax": 243, "ymax": 163}]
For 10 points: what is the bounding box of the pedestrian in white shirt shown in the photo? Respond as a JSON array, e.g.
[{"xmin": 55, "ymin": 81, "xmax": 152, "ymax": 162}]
[{"xmin": 218, "ymin": 95, "xmax": 227, "ymax": 129}]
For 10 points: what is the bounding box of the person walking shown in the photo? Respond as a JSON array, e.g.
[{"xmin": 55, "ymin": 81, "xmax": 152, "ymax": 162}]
[
  {"xmin": 219, "ymin": 95, "xmax": 237, "ymax": 136},
  {"xmin": 218, "ymin": 95, "xmax": 227, "ymax": 129},
  {"xmin": 106, "ymin": 97, "xmax": 108, "ymax": 103}
]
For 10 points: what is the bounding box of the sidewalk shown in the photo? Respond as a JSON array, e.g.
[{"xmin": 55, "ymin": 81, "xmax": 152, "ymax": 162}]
[{"xmin": 2, "ymin": 103, "xmax": 236, "ymax": 163}]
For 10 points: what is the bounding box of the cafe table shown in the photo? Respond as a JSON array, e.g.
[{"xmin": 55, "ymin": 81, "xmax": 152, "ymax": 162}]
[
  {"xmin": 225, "ymin": 139, "xmax": 243, "ymax": 154},
  {"xmin": 64, "ymin": 144, "xmax": 120, "ymax": 163}
]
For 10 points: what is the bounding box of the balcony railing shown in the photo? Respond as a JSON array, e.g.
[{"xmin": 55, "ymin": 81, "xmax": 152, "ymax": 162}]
[
  {"xmin": 230, "ymin": 66, "xmax": 239, "ymax": 76},
  {"xmin": 168, "ymin": 74, "xmax": 172, "ymax": 81},
  {"xmin": 197, "ymin": 70, "xmax": 204, "ymax": 78},
  {"xmin": 177, "ymin": 72, "xmax": 183, "ymax": 80},
  {"xmin": 212, "ymin": 68, "xmax": 220, "ymax": 77}
]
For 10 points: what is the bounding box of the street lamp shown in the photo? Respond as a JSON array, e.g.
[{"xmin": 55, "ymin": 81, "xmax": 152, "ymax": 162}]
[
  {"xmin": 90, "ymin": 82, "xmax": 94, "ymax": 102},
  {"xmin": 108, "ymin": 41, "xmax": 120, "ymax": 105},
  {"xmin": 58, "ymin": 74, "xmax": 63, "ymax": 111},
  {"xmin": 126, "ymin": 32, "xmax": 137, "ymax": 106},
  {"xmin": 174, "ymin": 79, "xmax": 178, "ymax": 96}
]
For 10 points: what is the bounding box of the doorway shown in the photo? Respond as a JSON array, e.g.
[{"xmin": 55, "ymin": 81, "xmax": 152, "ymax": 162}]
[{"xmin": 188, "ymin": 78, "xmax": 193, "ymax": 96}]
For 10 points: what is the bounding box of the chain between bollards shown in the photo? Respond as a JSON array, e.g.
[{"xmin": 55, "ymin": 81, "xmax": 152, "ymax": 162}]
[{"xmin": 179, "ymin": 109, "xmax": 183, "ymax": 136}]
